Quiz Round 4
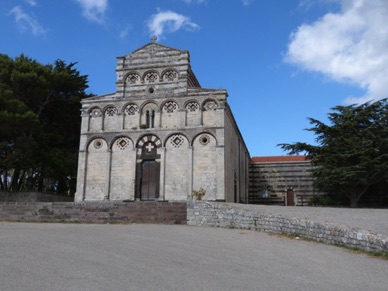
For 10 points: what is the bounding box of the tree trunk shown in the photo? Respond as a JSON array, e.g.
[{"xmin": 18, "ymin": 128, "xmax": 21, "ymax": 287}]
[
  {"xmin": 37, "ymin": 174, "xmax": 44, "ymax": 192},
  {"xmin": 3, "ymin": 169, "xmax": 8, "ymax": 191},
  {"xmin": 350, "ymin": 196, "xmax": 360, "ymax": 208},
  {"xmin": 0, "ymin": 174, "xmax": 4, "ymax": 190},
  {"xmin": 17, "ymin": 169, "xmax": 26, "ymax": 191},
  {"xmin": 10, "ymin": 168, "xmax": 20, "ymax": 191},
  {"xmin": 349, "ymin": 187, "xmax": 368, "ymax": 208}
]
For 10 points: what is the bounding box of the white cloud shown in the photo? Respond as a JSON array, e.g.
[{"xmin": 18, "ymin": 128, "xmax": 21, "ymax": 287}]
[
  {"xmin": 74, "ymin": 0, "xmax": 108, "ymax": 23},
  {"xmin": 119, "ymin": 25, "xmax": 132, "ymax": 40},
  {"xmin": 241, "ymin": 0, "xmax": 253, "ymax": 6},
  {"xmin": 9, "ymin": 5, "xmax": 46, "ymax": 36},
  {"xmin": 25, "ymin": 0, "xmax": 37, "ymax": 6},
  {"xmin": 147, "ymin": 10, "xmax": 199, "ymax": 39},
  {"xmin": 285, "ymin": 0, "xmax": 388, "ymax": 104}
]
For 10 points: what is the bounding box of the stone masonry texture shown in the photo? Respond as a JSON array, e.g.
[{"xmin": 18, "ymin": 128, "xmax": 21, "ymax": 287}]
[
  {"xmin": 187, "ymin": 201, "xmax": 388, "ymax": 253},
  {"xmin": 0, "ymin": 201, "xmax": 186, "ymax": 224}
]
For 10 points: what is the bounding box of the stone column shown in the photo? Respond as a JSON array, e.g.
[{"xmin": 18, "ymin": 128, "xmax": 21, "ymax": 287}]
[
  {"xmin": 106, "ymin": 149, "xmax": 112, "ymax": 200},
  {"xmin": 158, "ymin": 147, "xmax": 166, "ymax": 201},
  {"xmin": 75, "ymin": 150, "xmax": 87, "ymax": 202},
  {"xmin": 188, "ymin": 145, "xmax": 193, "ymax": 200}
]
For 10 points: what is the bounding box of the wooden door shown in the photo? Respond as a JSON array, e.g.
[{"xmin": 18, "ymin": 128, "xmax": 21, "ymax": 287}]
[
  {"xmin": 141, "ymin": 160, "xmax": 159, "ymax": 200},
  {"xmin": 287, "ymin": 188, "xmax": 295, "ymax": 206}
]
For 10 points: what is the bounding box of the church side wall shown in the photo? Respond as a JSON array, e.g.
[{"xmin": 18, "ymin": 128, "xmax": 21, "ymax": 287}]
[{"xmin": 223, "ymin": 106, "xmax": 250, "ymax": 203}]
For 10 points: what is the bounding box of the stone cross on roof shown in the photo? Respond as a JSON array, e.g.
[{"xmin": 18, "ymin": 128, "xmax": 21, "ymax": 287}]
[{"xmin": 151, "ymin": 35, "xmax": 157, "ymax": 43}]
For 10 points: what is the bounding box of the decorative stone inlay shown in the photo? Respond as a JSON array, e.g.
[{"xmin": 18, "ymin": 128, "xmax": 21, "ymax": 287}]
[
  {"xmin": 170, "ymin": 135, "xmax": 184, "ymax": 148},
  {"xmin": 90, "ymin": 108, "xmax": 102, "ymax": 117},
  {"xmin": 186, "ymin": 102, "xmax": 199, "ymax": 112},
  {"xmin": 125, "ymin": 104, "xmax": 138, "ymax": 115},
  {"xmin": 145, "ymin": 72, "xmax": 158, "ymax": 83},
  {"xmin": 93, "ymin": 139, "xmax": 103, "ymax": 149},
  {"xmin": 137, "ymin": 135, "xmax": 162, "ymax": 149},
  {"xmin": 164, "ymin": 70, "xmax": 177, "ymax": 82},
  {"xmin": 164, "ymin": 101, "xmax": 177, "ymax": 113},
  {"xmin": 145, "ymin": 142, "xmax": 154, "ymax": 152},
  {"xmin": 127, "ymin": 74, "xmax": 140, "ymax": 84},
  {"xmin": 199, "ymin": 134, "xmax": 210, "ymax": 145},
  {"xmin": 105, "ymin": 106, "xmax": 118, "ymax": 116},
  {"xmin": 116, "ymin": 137, "xmax": 130, "ymax": 150},
  {"xmin": 203, "ymin": 101, "xmax": 217, "ymax": 111}
]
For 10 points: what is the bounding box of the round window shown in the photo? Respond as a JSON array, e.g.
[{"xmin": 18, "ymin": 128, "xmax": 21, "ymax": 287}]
[
  {"xmin": 199, "ymin": 135, "xmax": 210, "ymax": 145},
  {"xmin": 93, "ymin": 139, "xmax": 103, "ymax": 149}
]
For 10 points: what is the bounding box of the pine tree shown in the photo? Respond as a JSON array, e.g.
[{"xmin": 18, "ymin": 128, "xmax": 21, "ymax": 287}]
[{"xmin": 279, "ymin": 99, "xmax": 388, "ymax": 207}]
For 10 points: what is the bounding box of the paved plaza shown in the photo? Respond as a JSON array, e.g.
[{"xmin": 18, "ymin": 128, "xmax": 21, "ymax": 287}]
[{"xmin": 1, "ymin": 222, "xmax": 387, "ymax": 291}]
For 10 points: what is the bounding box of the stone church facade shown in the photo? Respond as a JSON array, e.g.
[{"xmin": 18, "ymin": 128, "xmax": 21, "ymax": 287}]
[{"xmin": 75, "ymin": 41, "xmax": 250, "ymax": 203}]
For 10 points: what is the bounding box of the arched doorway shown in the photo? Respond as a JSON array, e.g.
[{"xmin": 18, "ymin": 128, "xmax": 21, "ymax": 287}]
[
  {"xmin": 135, "ymin": 136, "xmax": 161, "ymax": 201},
  {"xmin": 139, "ymin": 159, "xmax": 160, "ymax": 200}
]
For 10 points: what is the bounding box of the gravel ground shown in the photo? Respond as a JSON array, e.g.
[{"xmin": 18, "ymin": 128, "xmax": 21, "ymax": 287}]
[{"xmin": 1, "ymin": 222, "xmax": 387, "ymax": 291}]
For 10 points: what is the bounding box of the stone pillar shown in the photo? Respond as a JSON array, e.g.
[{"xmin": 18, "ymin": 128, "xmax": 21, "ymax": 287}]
[
  {"xmin": 158, "ymin": 147, "xmax": 166, "ymax": 201},
  {"xmin": 75, "ymin": 150, "xmax": 87, "ymax": 202},
  {"xmin": 105, "ymin": 148, "xmax": 112, "ymax": 200},
  {"xmin": 106, "ymin": 149, "xmax": 112, "ymax": 200},
  {"xmin": 188, "ymin": 146, "xmax": 193, "ymax": 200}
]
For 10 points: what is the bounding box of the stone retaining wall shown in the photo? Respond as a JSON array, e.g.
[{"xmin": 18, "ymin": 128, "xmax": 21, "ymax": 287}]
[
  {"xmin": 187, "ymin": 201, "xmax": 388, "ymax": 252},
  {"xmin": 0, "ymin": 191, "xmax": 73, "ymax": 202},
  {"xmin": 2, "ymin": 200, "xmax": 387, "ymax": 252},
  {"xmin": 0, "ymin": 201, "xmax": 186, "ymax": 224}
]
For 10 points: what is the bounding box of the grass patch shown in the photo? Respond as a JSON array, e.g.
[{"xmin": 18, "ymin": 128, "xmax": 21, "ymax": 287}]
[
  {"xmin": 333, "ymin": 242, "xmax": 388, "ymax": 259},
  {"xmin": 274, "ymin": 232, "xmax": 388, "ymax": 260}
]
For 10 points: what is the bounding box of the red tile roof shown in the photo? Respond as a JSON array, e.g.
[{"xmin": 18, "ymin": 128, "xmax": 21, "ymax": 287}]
[{"xmin": 250, "ymin": 156, "xmax": 308, "ymax": 163}]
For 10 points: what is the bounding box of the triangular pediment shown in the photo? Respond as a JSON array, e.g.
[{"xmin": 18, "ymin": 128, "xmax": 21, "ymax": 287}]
[
  {"xmin": 114, "ymin": 41, "xmax": 201, "ymax": 98},
  {"xmin": 129, "ymin": 42, "xmax": 187, "ymax": 56}
]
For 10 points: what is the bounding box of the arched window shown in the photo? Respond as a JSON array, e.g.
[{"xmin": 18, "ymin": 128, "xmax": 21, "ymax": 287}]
[{"xmin": 146, "ymin": 110, "xmax": 155, "ymax": 128}]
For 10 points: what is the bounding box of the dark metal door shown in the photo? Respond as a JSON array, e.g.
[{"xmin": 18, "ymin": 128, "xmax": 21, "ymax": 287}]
[{"xmin": 141, "ymin": 160, "xmax": 159, "ymax": 200}]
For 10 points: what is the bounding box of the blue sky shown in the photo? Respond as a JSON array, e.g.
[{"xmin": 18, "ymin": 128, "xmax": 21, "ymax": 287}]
[{"xmin": 1, "ymin": 0, "xmax": 388, "ymax": 156}]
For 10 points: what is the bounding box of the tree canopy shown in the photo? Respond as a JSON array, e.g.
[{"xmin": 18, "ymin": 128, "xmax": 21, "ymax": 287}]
[
  {"xmin": 279, "ymin": 99, "xmax": 388, "ymax": 207},
  {"xmin": 0, "ymin": 54, "xmax": 91, "ymax": 194}
]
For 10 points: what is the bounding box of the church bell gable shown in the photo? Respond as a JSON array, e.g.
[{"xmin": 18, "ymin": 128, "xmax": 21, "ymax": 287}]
[{"xmin": 115, "ymin": 42, "xmax": 200, "ymax": 99}]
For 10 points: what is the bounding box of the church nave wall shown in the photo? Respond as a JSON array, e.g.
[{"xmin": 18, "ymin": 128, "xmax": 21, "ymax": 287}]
[
  {"xmin": 84, "ymin": 138, "xmax": 109, "ymax": 201},
  {"xmin": 103, "ymin": 105, "xmax": 119, "ymax": 131},
  {"xmin": 123, "ymin": 103, "xmax": 140, "ymax": 130},
  {"xmin": 164, "ymin": 134, "xmax": 191, "ymax": 200},
  {"xmin": 82, "ymin": 95, "xmax": 226, "ymax": 135},
  {"xmin": 192, "ymin": 133, "xmax": 224, "ymax": 201},
  {"xmin": 109, "ymin": 137, "xmax": 136, "ymax": 201}
]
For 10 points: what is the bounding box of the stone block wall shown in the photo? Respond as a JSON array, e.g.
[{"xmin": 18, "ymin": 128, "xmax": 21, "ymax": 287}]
[
  {"xmin": 249, "ymin": 158, "xmax": 317, "ymax": 206},
  {"xmin": 187, "ymin": 201, "xmax": 388, "ymax": 252},
  {"xmin": 0, "ymin": 201, "xmax": 187, "ymax": 224},
  {"xmin": 0, "ymin": 192, "xmax": 73, "ymax": 202}
]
